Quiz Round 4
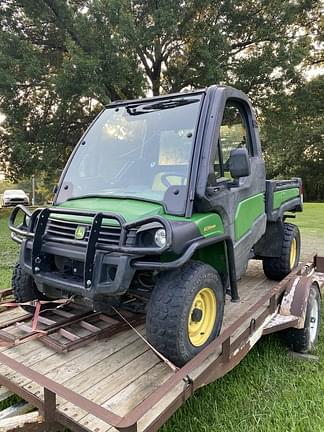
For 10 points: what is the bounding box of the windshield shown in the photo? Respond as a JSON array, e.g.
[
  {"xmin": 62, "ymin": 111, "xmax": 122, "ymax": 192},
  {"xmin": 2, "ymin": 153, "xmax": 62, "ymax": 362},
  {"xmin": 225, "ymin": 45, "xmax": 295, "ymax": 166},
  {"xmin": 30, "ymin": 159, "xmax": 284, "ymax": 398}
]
[{"xmin": 56, "ymin": 94, "xmax": 203, "ymax": 213}]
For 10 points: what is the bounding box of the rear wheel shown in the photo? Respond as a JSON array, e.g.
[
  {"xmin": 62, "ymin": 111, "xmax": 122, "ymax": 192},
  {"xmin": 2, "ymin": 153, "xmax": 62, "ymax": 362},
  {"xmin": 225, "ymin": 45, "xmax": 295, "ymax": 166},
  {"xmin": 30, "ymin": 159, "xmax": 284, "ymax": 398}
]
[
  {"xmin": 283, "ymin": 283, "xmax": 321, "ymax": 353},
  {"xmin": 12, "ymin": 263, "xmax": 50, "ymax": 313},
  {"xmin": 146, "ymin": 261, "xmax": 224, "ymax": 367},
  {"xmin": 263, "ymin": 223, "xmax": 300, "ymax": 281}
]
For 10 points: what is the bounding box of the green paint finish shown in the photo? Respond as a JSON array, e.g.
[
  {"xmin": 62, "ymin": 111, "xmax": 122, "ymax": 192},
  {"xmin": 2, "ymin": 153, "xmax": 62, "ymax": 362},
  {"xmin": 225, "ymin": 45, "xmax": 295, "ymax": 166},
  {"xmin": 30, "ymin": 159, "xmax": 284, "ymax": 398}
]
[
  {"xmin": 190, "ymin": 213, "xmax": 224, "ymax": 237},
  {"xmin": 193, "ymin": 242, "xmax": 227, "ymax": 273},
  {"xmin": 56, "ymin": 198, "xmax": 164, "ymax": 225},
  {"xmin": 234, "ymin": 193, "xmax": 265, "ymax": 241},
  {"xmin": 273, "ymin": 187, "xmax": 300, "ymax": 210},
  {"xmin": 56, "ymin": 197, "xmax": 225, "ymax": 237}
]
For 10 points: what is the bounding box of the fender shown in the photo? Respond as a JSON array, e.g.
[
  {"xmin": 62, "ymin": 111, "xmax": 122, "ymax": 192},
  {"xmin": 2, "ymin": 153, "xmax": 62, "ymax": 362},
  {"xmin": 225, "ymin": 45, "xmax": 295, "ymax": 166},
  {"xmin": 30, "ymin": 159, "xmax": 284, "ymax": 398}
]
[{"xmin": 280, "ymin": 275, "xmax": 320, "ymax": 329}]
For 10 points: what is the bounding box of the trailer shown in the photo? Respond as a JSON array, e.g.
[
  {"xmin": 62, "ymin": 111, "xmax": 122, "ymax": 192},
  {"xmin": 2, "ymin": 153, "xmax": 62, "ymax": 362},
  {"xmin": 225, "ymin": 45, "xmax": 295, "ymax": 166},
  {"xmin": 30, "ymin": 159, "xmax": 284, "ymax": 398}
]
[{"xmin": 0, "ymin": 256, "xmax": 322, "ymax": 432}]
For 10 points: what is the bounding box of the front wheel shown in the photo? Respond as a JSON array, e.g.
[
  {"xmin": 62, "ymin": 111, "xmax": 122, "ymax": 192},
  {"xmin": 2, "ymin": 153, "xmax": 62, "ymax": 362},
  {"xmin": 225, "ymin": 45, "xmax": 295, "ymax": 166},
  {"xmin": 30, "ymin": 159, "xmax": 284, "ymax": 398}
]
[
  {"xmin": 12, "ymin": 263, "xmax": 52, "ymax": 313},
  {"xmin": 146, "ymin": 261, "xmax": 224, "ymax": 367}
]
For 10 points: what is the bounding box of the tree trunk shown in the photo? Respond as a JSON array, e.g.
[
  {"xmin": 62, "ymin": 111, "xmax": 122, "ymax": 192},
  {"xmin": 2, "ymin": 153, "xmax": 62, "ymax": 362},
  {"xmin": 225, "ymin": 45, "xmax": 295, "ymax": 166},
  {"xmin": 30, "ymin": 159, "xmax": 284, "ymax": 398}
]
[{"xmin": 152, "ymin": 77, "xmax": 161, "ymax": 96}]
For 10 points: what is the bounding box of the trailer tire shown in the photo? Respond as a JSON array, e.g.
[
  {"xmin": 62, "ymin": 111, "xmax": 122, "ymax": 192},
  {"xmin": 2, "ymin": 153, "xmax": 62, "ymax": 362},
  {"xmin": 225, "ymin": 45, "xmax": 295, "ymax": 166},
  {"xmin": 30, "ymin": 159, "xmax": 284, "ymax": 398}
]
[
  {"xmin": 283, "ymin": 283, "xmax": 321, "ymax": 353},
  {"xmin": 12, "ymin": 262, "xmax": 51, "ymax": 313},
  {"xmin": 146, "ymin": 261, "xmax": 224, "ymax": 367},
  {"xmin": 263, "ymin": 223, "xmax": 300, "ymax": 281}
]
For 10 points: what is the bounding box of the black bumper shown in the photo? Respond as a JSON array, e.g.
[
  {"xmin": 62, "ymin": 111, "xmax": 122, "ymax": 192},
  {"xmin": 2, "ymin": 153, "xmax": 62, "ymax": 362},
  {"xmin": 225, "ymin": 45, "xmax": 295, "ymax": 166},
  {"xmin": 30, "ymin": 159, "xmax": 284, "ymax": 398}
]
[
  {"xmin": 20, "ymin": 239, "xmax": 137, "ymax": 298},
  {"xmin": 9, "ymin": 205, "xmax": 179, "ymax": 298}
]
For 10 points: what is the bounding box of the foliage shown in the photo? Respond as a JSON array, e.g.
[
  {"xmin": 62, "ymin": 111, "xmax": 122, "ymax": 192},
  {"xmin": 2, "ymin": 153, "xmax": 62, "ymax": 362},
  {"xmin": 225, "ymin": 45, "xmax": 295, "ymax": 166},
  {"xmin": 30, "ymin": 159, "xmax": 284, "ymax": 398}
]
[
  {"xmin": 0, "ymin": 0, "xmax": 322, "ymax": 199},
  {"xmin": 0, "ymin": 0, "xmax": 145, "ymax": 180},
  {"xmin": 262, "ymin": 76, "xmax": 324, "ymax": 200}
]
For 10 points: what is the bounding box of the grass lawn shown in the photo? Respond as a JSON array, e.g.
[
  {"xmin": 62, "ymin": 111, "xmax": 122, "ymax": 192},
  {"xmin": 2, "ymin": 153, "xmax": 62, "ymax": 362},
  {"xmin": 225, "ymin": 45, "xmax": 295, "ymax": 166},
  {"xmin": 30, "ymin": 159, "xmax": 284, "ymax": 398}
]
[
  {"xmin": 294, "ymin": 202, "xmax": 324, "ymax": 237},
  {"xmin": 0, "ymin": 208, "xmax": 20, "ymax": 289},
  {"xmin": 0, "ymin": 203, "xmax": 323, "ymax": 431}
]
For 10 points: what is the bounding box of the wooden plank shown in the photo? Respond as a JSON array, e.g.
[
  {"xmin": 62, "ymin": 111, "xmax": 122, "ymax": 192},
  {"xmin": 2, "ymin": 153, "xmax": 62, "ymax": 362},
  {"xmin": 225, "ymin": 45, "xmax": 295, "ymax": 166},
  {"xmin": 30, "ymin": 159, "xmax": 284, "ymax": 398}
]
[
  {"xmin": 137, "ymin": 346, "xmax": 224, "ymax": 432},
  {"xmin": 0, "ymin": 309, "xmax": 27, "ymax": 326},
  {"xmin": 58, "ymin": 328, "xmax": 80, "ymax": 342},
  {"xmin": 0, "ymin": 341, "xmax": 57, "ymax": 388},
  {"xmin": 103, "ymin": 363, "xmax": 171, "ymax": 416},
  {"xmin": 4, "ymin": 340, "xmax": 53, "ymax": 362},
  {"xmin": 79, "ymin": 363, "xmax": 171, "ymax": 432},
  {"xmin": 79, "ymin": 321, "xmax": 101, "ymax": 333},
  {"xmin": 98, "ymin": 315, "xmax": 119, "ymax": 325},
  {"xmin": 0, "ymin": 314, "xmax": 33, "ymax": 331},
  {"xmin": 0, "ymin": 309, "xmax": 25, "ymax": 323},
  {"xmin": 0, "ymin": 330, "xmax": 17, "ymax": 342},
  {"xmin": 0, "ymin": 386, "xmax": 13, "ymax": 403},
  {"xmin": 0, "ymin": 411, "xmax": 44, "ymax": 431},
  {"xmin": 51, "ymin": 309, "xmax": 75, "ymax": 318},
  {"xmin": 0, "ymin": 327, "xmax": 142, "ymax": 392},
  {"xmin": 0, "ymin": 401, "xmax": 32, "ymax": 420},
  {"xmin": 63, "ymin": 339, "xmax": 148, "ymax": 393},
  {"xmin": 59, "ymin": 349, "xmax": 162, "ymax": 425},
  {"xmin": 22, "ymin": 326, "xmax": 146, "ymax": 397},
  {"xmin": 37, "ymin": 316, "xmax": 57, "ymax": 326},
  {"xmin": 26, "ymin": 336, "xmax": 148, "ymax": 400}
]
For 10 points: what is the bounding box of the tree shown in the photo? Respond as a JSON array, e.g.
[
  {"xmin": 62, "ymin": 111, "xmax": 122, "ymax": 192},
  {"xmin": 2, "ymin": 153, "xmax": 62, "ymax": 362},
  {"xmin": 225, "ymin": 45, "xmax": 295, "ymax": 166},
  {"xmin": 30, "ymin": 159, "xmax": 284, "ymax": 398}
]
[
  {"xmin": 0, "ymin": 0, "xmax": 322, "ymax": 194},
  {"xmin": 112, "ymin": 0, "xmax": 318, "ymax": 101},
  {"xmin": 0, "ymin": 0, "xmax": 145, "ymax": 180},
  {"xmin": 261, "ymin": 76, "xmax": 324, "ymax": 201}
]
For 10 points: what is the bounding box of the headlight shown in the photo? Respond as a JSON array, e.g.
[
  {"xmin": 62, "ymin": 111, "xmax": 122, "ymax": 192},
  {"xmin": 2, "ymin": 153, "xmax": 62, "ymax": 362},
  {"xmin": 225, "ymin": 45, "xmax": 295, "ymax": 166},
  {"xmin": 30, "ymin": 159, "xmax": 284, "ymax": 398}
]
[
  {"xmin": 154, "ymin": 228, "xmax": 166, "ymax": 248},
  {"xmin": 24, "ymin": 214, "xmax": 31, "ymax": 227}
]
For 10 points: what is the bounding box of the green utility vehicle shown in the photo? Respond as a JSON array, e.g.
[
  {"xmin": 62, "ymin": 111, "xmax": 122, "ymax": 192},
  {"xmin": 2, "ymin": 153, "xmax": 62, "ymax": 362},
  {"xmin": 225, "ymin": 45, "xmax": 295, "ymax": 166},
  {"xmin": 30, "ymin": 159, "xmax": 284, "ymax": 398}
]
[{"xmin": 9, "ymin": 85, "xmax": 303, "ymax": 366}]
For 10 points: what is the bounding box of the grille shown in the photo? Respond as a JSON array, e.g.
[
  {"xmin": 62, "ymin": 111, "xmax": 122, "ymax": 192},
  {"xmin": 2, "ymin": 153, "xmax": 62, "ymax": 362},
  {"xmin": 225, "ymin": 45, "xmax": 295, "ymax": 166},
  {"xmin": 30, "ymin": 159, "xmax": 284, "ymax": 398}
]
[{"xmin": 45, "ymin": 218, "xmax": 121, "ymax": 245}]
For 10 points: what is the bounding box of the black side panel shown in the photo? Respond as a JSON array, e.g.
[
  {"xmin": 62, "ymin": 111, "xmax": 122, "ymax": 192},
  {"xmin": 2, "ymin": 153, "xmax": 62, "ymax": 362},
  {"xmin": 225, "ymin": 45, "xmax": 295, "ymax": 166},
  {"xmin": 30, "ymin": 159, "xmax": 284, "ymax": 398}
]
[
  {"xmin": 197, "ymin": 157, "xmax": 267, "ymax": 278},
  {"xmin": 254, "ymin": 220, "xmax": 284, "ymax": 258}
]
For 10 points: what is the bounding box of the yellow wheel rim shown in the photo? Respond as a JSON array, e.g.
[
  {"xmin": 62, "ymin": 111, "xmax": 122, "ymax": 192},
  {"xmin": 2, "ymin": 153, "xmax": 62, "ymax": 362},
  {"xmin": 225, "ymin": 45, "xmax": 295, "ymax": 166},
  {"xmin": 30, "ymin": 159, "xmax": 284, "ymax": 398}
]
[
  {"xmin": 290, "ymin": 238, "xmax": 297, "ymax": 269},
  {"xmin": 188, "ymin": 287, "xmax": 217, "ymax": 347}
]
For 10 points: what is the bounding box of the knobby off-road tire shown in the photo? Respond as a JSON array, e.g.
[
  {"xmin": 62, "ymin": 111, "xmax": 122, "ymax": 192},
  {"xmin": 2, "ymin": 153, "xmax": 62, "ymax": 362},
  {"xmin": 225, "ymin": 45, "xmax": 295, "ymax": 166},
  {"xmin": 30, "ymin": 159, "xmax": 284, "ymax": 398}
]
[
  {"xmin": 283, "ymin": 283, "xmax": 321, "ymax": 353},
  {"xmin": 12, "ymin": 262, "xmax": 49, "ymax": 313},
  {"xmin": 263, "ymin": 223, "xmax": 300, "ymax": 281},
  {"xmin": 146, "ymin": 261, "xmax": 224, "ymax": 367}
]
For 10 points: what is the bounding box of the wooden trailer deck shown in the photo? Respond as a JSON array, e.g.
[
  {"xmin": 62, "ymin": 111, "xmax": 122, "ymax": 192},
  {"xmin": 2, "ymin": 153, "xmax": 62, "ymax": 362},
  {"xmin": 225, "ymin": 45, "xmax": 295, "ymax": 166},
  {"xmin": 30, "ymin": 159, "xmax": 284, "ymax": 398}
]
[{"xmin": 0, "ymin": 260, "xmax": 322, "ymax": 432}]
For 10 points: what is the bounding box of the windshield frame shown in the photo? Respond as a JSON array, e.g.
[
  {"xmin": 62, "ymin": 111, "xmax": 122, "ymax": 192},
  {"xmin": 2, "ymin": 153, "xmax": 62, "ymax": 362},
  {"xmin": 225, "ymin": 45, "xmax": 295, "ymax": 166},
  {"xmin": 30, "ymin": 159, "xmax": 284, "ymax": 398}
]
[{"xmin": 54, "ymin": 90, "xmax": 206, "ymax": 216}]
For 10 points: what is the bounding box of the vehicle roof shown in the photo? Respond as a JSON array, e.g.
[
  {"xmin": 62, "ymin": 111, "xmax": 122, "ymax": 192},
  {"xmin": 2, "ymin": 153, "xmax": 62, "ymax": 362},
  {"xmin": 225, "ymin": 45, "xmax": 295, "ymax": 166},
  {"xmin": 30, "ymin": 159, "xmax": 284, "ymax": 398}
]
[
  {"xmin": 105, "ymin": 85, "xmax": 232, "ymax": 108},
  {"xmin": 3, "ymin": 189, "xmax": 26, "ymax": 195}
]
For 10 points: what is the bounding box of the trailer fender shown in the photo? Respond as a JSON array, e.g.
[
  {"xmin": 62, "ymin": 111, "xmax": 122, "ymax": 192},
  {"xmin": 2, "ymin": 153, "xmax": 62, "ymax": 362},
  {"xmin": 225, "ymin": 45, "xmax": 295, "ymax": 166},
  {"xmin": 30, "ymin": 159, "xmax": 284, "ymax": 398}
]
[{"xmin": 280, "ymin": 275, "xmax": 320, "ymax": 329}]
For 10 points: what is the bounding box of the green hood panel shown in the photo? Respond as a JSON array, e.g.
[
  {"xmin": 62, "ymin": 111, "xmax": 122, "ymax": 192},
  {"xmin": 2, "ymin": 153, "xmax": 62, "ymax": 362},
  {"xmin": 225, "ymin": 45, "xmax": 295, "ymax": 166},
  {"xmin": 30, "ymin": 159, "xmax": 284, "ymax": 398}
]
[
  {"xmin": 57, "ymin": 198, "xmax": 164, "ymax": 224},
  {"xmin": 54, "ymin": 197, "xmax": 224, "ymax": 237}
]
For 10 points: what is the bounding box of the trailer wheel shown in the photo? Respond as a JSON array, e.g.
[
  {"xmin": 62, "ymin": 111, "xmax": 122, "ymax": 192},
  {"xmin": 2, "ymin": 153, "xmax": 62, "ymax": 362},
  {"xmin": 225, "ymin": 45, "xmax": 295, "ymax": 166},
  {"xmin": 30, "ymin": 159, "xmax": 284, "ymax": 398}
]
[
  {"xmin": 263, "ymin": 223, "xmax": 300, "ymax": 281},
  {"xmin": 12, "ymin": 262, "xmax": 51, "ymax": 313},
  {"xmin": 284, "ymin": 283, "xmax": 321, "ymax": 353},
  {"xmin": 146, "ymin": 261, "xmax": 224, "ymax": 367}
]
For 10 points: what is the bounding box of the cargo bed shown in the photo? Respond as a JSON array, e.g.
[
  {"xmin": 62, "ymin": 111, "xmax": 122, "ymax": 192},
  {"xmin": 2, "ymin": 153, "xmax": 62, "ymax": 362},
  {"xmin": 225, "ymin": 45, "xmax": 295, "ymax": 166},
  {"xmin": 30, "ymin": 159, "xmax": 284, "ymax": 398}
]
[{"xmin": 0, "ymin": 259, "xmax": 323, "ymax": 432}]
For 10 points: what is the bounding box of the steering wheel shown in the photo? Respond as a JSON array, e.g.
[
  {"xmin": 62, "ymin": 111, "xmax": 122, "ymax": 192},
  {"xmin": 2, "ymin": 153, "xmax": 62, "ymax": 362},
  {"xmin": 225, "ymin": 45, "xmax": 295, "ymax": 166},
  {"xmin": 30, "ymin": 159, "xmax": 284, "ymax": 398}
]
[{"xmin": 160, "ymin": 172, "xmax": 187, "ymax": 188}]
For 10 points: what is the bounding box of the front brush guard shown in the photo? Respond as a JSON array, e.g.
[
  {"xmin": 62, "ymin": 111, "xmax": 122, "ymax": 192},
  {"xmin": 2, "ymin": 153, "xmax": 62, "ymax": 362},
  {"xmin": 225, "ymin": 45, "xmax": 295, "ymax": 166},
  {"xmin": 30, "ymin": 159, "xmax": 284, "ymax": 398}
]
[{"xmin": 9, "ymin": 205, "xmax": 173, "ymax": 290}]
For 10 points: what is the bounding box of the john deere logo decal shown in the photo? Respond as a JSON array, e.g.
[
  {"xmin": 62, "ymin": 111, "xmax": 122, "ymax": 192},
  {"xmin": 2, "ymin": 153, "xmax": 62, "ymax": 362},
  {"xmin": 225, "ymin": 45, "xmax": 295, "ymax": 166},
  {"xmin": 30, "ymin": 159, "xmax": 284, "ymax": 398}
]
[{"xmin": 75, "ymin": 225, "xmax": 86, "ymax": 240}]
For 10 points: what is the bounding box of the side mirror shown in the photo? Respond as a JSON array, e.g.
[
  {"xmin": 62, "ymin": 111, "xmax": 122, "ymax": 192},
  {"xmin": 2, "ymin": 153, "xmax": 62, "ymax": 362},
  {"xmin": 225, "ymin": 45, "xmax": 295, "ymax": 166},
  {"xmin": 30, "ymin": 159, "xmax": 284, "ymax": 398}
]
[{"xmin": 229, "ymin": 148, "xmax": 251, "ymax": 179}]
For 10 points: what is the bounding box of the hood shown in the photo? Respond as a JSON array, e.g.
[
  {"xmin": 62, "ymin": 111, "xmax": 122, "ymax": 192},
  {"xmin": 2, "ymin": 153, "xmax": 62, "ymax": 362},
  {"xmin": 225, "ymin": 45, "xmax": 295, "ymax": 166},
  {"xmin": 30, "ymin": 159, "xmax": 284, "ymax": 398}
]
[{"xmin": 56, "ymin": 197, "xmax": 165, "ymax": 224}]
